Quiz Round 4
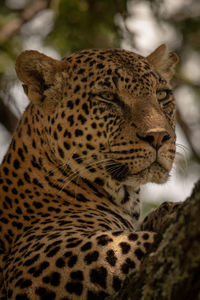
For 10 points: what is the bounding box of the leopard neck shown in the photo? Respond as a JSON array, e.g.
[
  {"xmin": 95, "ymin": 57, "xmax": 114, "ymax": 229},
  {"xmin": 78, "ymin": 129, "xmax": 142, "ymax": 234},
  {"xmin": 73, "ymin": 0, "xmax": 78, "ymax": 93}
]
[{"xmin": 0, "ymin": 104, "xmax": 141, "ymax": 223}]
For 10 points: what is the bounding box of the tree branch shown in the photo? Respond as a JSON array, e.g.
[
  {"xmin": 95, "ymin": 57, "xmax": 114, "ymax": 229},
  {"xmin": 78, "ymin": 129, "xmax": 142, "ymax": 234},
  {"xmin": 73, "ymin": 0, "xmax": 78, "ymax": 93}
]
[
  {"xmin": 111, "ymin": 179, "xmax": 200, "ymax": 300},
  {"xmin": 0, "ymin": 0, "xmax": 52, "ymax": 43}
]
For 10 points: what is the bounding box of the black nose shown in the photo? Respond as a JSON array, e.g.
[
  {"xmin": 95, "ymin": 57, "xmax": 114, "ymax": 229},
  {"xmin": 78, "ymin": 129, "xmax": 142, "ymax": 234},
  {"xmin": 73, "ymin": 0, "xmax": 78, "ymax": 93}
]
[{"xmin": 137, "ymin": 130, "xmax": 170, "ymax": 150}]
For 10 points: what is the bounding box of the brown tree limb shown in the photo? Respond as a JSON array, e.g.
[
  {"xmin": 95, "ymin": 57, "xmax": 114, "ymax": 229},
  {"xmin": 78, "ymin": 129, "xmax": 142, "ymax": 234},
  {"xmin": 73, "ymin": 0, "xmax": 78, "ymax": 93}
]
[
  {"xmin": 111, "ymin": 179, "xmax": 200, "ymax": 300},
  {"xmin": 0, "ymin": 0, "xmax": 52, "ymax": 43}
]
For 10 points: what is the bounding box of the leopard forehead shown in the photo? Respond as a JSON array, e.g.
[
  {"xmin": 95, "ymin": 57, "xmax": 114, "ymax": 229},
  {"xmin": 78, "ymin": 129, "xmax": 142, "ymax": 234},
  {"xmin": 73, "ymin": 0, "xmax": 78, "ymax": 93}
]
[
  {"xmin": 63, "ymin": 48, "xmax": 157, "ymax": 93},
  {"xmin": 16, "ymin": 45, "xmax": 178, "ymax": 108},
  {"xmin": 64, "ymin": 48, "xmax": 147, "ymax": 72}
]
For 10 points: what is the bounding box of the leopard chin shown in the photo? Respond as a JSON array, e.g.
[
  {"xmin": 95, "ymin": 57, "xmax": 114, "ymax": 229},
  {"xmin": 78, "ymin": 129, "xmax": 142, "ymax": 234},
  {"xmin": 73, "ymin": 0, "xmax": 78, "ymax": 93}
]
[
  {"xmin": 144, "ymin": 163, "xmax": 170, "ymax": 184},
  {"xmin": 124, "ymin": 162, "xmax": 170, "ymax": 186}
]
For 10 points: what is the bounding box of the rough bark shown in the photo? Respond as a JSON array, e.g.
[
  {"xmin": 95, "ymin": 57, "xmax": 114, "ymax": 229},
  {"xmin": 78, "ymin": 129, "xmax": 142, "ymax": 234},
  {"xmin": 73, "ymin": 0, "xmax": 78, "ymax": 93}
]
[{"xmin": 111, "ymin": 179, "xmax": 200, "ymax": 300}]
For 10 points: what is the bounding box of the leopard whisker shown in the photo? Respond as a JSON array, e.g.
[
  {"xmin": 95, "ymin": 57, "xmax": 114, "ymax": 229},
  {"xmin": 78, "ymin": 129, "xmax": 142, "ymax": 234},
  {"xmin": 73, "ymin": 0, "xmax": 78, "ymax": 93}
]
[{"xmin": 56, "ymin": 158, "xmax": 112, "ymax": 195}]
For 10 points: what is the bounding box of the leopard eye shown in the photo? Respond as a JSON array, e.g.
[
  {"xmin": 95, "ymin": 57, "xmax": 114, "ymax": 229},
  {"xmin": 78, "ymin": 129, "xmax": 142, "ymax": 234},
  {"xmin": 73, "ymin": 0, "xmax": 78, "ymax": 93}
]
[
  {"xmin": 157, "ymin": 89, "xmax": 172, "ymax": 102},
  {"xmin": 99, "ymin": 92, "xmax": 115, "ymax": 101}
]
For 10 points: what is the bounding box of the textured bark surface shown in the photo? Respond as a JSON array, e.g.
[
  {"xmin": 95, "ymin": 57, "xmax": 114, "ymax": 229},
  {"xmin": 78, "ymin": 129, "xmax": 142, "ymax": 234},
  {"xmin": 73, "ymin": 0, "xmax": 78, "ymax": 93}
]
[{"xmin": 110, "ymin": 179, "xmax": 200, "ymax": 300}]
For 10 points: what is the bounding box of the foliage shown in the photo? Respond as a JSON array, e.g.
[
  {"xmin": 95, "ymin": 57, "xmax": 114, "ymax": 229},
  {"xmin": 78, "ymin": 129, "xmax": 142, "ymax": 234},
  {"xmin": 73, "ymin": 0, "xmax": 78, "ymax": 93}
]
[{"xmin": 47, "ymin": 0, "xmax": 128, "ymax": 55}]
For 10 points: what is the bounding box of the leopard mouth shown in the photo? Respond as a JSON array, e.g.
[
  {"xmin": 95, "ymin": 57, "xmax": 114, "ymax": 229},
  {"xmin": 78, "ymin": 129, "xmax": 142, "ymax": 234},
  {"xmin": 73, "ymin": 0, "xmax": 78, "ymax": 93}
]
[
  {"xmin": 105, "ymin": 160, "xmax": 169, "ymax": 183},
  {"xmin": 125, "ymin": 162, "xmax": 170, "ymax": 186},
  {"xmin": 132, "ymin": 162, "xmax": 167, "ymax": 176}
]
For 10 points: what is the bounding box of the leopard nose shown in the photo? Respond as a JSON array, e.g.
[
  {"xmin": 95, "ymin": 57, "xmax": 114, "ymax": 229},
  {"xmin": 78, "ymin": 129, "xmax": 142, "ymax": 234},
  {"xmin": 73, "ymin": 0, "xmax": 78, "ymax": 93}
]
[{"xmin": 137, "ymin": 130, "xmax": 170, "ymax": 150}]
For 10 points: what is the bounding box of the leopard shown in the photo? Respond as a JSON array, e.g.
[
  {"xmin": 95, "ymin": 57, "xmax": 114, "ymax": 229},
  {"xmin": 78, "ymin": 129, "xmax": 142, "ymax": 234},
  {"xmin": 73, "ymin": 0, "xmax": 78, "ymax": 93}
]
[{"xmin": 0, "ymin": 44, "xmax": 180, "ymax": 299}]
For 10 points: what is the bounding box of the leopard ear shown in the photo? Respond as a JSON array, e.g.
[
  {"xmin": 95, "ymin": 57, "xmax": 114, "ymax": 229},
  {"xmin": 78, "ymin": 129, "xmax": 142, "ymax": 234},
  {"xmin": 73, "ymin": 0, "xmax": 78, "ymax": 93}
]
[
  {"xmin": 15, "ymin": 50, "xmax": 68, "ymax": 105},
  {"xmin": 147, "ymin": 44, "xmax": 179, "ymax": 80}
]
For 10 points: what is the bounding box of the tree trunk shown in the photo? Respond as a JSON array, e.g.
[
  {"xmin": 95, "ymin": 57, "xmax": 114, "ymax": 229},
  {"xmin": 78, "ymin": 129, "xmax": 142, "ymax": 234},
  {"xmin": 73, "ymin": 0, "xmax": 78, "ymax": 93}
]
[{"xmin": 111, "ymin": 180, "xmax": 200, "ymax": 300}]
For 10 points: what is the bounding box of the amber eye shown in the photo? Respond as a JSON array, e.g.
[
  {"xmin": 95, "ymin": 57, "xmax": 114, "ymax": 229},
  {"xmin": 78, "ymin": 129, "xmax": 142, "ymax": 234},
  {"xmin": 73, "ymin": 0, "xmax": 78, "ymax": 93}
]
[
  {"xmin": 99, "ymin": 92, "xmax": 115, "ymax": 101},
  {"xmin": 157, "ymin": 89, "xmax": 171, "ymax": 102}
]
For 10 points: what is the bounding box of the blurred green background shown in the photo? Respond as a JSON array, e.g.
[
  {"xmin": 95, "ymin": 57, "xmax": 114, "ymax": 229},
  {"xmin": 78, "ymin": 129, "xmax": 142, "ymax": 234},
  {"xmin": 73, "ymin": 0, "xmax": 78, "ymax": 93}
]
[{"xmin": 0, "ymin": 0, "xmax": 199, "ymax": 215}]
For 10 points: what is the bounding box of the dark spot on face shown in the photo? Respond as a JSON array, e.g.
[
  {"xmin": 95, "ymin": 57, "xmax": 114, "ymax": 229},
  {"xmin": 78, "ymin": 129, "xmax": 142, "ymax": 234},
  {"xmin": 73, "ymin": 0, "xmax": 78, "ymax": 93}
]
[
  {"xmin": 24, "ymin": 254, "xmax": 40, "ymax": 266},
  {"xmin": 128, "ymin": 233, "xmax": 138, "ymax": 241},
  {"xmin": 68, "ymin": 115, "xmax": 74, "ymax": 126},
  {"xmin": 119, "ymin": 242, "xmax": 131, "ymax": 254},
  {"xmin": 97, "ymin": 234, "xmax": 113, "ymax": 246},
  {"xmin": 142, "ymin": 233, "xmax": 149, "ymax": 240},
  {"xmin": 82, "ymin": 103, "xmax": 89, "ymax": 115},
  {"xmin": 112, "ymin": 276, "xmax": 122, "ymax": 292},
  {"xmin": 33, "ymin": 201, "xmax": 43, "ymax": 209},
  {"xmin": 74, "ymin": 85, "xmax": 81, "ymax": 93},
  {"xmin": 90, "ymin": 267, "xmax": 107, "ymax": 289},
  {"xmin": 35, "ymin": 287, "xmax": 56, "ymax": 299},
  {"xmin": 87, "ymin": 290, "xmax": 109, "ymax": 300},
  {"xmin": 97, "ymin": 63, "xmax": 104, "ymax": 69},
  {"xmin": 68, "ymin": 255, "xmax": 78, "ymax": 268},
  {"xmin": 77, "ymin": 68, "xmax": 85, "ymax": 74},
  {"xmin": 86, "ymin": 134, "xmax": 92, "ymax": 141},
  {"xmin": 57, "ymin": 124, "xmax": 62, "ymax": 132},
  {"xmin": 86, "ymin": 144, "xmax": 95, "ymax": 150},
  {"xmin": 134, "ymin": 248, "xmax": 145, "ymax": 260},
  {"xmin": 42, "ymin": 272, "xmax": 61, "ymax": 287},
  {"xmin": 75, "ymin": 129, "xmax": 83, "ymax": 137},
  {"xmin": 78, "ymin": 114, "xmax": 87, "ymax": 124},
  {"xmin": 67, "ymin": 100, "xmax": 74, "ymax": 109},
  {"xmin": 132, "ymin": 212, "xmax": 139, "ymax": 220},
  {"xmin": 65, "ymin": 281, "xmax": 83, "ymax": 296},
  {"xmin": 106, "ymin": 249, "xmax": 117, "ymax": 266},
  {"xmin": 72, "ymin": 154, "xmax": 83, "ymax": 164},
  {"xmin": 14, "ymin": 159, "xmax": 20, "ymax": 169},
  {"xmin": 121, "ymin": 258, "xmax": 135, "ymax": 274},
  {"xmin": 28, "ymin": 261, "xmax": 49, "ymax": 277},
  {"xmin": 46, "ymin": 246, "xmax": 60, "ymax": 258},
  {"xmin": 20, "ymin": 279, "xmax": 32, "ymax": 289},
  {"xmin": 56, "ymin": 258, "xmax": 65, "ymax": 268},
  {"xmin": 144, "ymin": 242, "xmax": 152, "ymax": 251},
  {"xmin": 64, "ymin": 142, "xmax": 70, "ymax": 150},
  {"xmin": 84, "ymin": 251, "xmax": 99, "ymax": 265},
  {"xmin": 58, "ymin": 147, "xmax": 64, "ymax": 159},
  {"xmin": 70, "ymin": 270, "xmax": 84, "ymax": 281},
  {"xmin": 81, "ymin": 242, "xmax": 92, "ymax": 251},
  {"xmin": 94, "ymin": 177, "xmax": 104, "ymax": 186},
  {"xmin": 16, "ymin": 294, "xmax": 30, "ymax": 300}
]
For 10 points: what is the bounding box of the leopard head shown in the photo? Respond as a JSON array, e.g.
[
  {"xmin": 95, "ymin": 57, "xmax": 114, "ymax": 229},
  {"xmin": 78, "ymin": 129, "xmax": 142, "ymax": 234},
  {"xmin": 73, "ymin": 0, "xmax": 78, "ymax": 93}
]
[{"xmin": 15, "ymin": 45, "xmax": 178, "ymax": 201}]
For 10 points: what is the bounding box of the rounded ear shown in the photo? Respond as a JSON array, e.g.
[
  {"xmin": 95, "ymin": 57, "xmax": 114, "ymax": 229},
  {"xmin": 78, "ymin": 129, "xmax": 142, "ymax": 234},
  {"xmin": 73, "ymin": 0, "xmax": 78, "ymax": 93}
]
[
  {"xmin": 147, "ymin": 44, "xmax": 179, "ymax": 81},
  {"xmin": 15, "ymin": 50, "xmax": 68, "ymax": 105}
]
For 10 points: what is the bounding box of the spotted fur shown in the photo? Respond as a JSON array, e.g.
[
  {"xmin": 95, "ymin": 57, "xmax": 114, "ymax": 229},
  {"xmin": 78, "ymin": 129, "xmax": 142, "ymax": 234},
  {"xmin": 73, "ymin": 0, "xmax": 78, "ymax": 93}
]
[{"xmin": 0, "ymin": 45, "xmax": 179, "ymax": 299}]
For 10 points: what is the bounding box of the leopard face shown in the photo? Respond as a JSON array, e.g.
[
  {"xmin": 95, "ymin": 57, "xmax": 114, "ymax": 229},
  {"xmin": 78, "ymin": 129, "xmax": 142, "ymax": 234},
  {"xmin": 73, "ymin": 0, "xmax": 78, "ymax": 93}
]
[{"xmin": 15, "ymin": 46, "xmax": 178, "ymax": 205}]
